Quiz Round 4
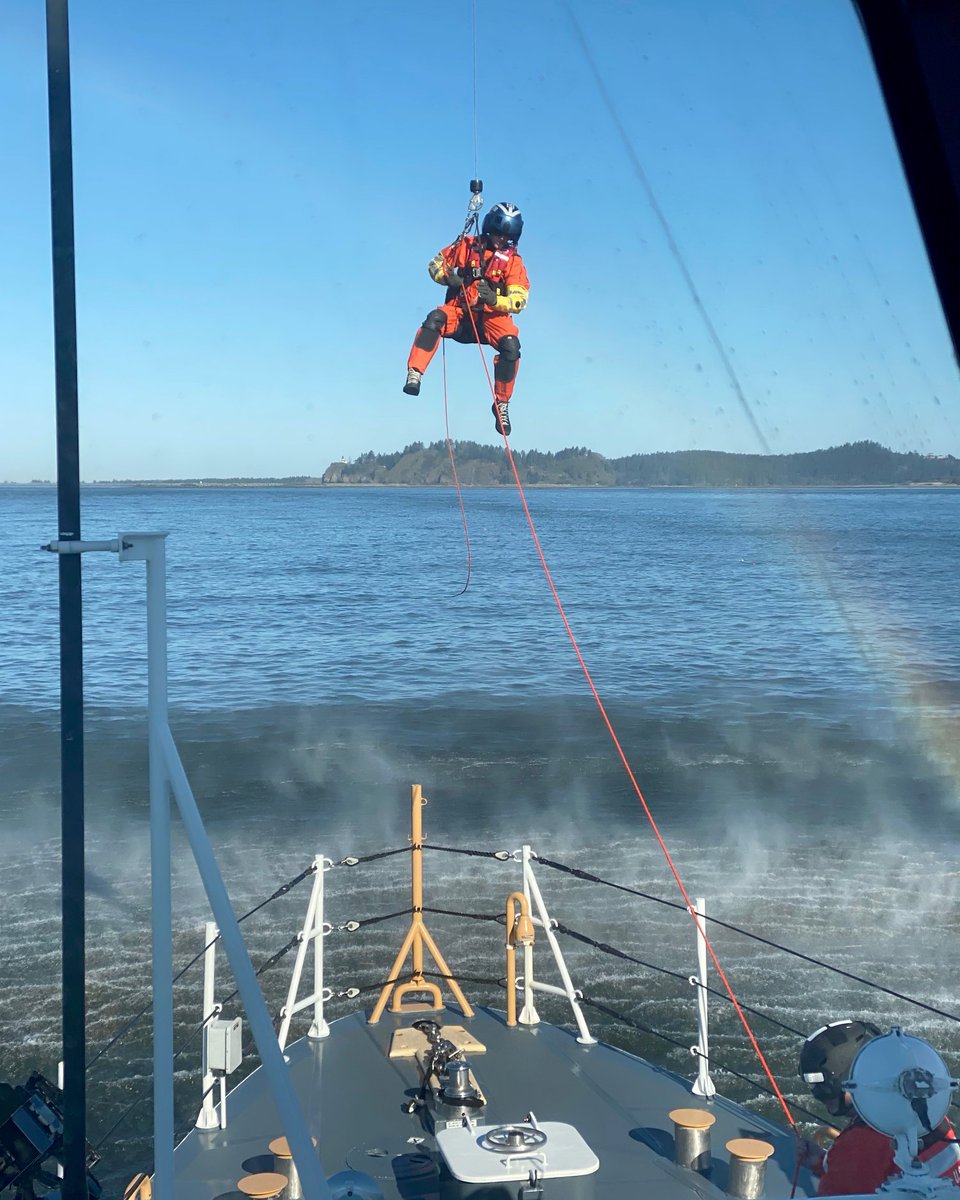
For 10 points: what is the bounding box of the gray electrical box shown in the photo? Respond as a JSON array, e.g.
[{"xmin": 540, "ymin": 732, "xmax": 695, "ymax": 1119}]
[{"xmin": 204, "ymin": 1017, "xmax": 242, "ymax": 1075}]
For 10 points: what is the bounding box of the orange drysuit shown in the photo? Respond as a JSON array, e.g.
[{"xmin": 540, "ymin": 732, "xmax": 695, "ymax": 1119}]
[{"xmin": 406, "ymin": 235, "xmax": 530, "ymax": 404}]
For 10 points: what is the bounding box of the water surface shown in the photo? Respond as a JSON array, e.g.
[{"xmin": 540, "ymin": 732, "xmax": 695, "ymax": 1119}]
[{"xmin": 2, "ymin": 484, "xmax": 959, "ymax": 1189}]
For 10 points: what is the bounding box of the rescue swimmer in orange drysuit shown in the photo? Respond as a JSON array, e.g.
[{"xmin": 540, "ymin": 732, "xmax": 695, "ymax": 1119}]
[{"xmin": 403, "ymin": 201, "xmax": 529, "ymax": 436}]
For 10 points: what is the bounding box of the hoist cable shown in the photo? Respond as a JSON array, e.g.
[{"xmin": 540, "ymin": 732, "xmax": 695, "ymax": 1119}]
[
  {"xmin": 561, "ymin": 3, "xmax": 771, "ymax": 455},
  {"xmin": 471, "ymin": 0, "xmax": 479, "ymax": 180},
  {"xmin": 440, "ymin": 0, "xmax": 483, "ymax": 589},
  {"xmin": 441, "ymin": 341, "xmax": 472, "ymax": 594}
]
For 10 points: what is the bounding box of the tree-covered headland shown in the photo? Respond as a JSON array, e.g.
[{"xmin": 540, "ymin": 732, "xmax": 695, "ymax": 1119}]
[{"xmin": 321, "ymin": 440, "xmax": 960, "ymax": 487}]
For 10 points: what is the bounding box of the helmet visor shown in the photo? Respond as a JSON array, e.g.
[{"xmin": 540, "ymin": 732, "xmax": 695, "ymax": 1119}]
[{"xmin": 810, "ymin": 1079, "xmax": 838, "ymax": 1104}]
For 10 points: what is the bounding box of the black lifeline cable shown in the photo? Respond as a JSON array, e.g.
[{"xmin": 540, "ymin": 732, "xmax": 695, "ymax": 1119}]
[
  {"xmin": 86, "ymin": 862, "xmax": 319, "ymax": 1072},
  {"xmin": 554, "ymin": 921, "xmax": 804, "ymax": 1038},
  {"xmin": 348, "ymin": 908, "xmax": 413, "ymax": 928},
  {"xmin": 576, "ymin": 995, "xmax": 824, "ymax": 1125},
  {"xmin": 421, "ymin": 842, "xmax": 508, "ymax": 859},
  {"xmin": 337, "ymin": 846, "xmax": 412, "ymax": 865},
  {"xmin": 95, "ymin": 934, "xmax": 303, "ymax": 1156},
  {"xmin": 537, "ymin": 855, "xmax": 960, "ymax": 1025},
  {"xmin": 422, "ymin": 906, "xmax": 503, "ymax": 923}
]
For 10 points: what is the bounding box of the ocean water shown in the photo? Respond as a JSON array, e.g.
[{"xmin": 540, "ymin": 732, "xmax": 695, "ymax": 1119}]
[{"xmin": 2, "ymin": 483, "xmax": 960, "ymax": 1191}]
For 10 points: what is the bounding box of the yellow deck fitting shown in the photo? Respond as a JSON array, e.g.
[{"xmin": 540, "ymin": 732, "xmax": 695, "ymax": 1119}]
[{"xmin": 369, "ymin": 785, "xmax": 474, "ymax": 1023}]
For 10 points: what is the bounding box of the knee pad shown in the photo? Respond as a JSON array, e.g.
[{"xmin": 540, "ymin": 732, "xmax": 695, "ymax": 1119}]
[
  {"xmin": 414, "ymin": 309, "xmax": 446, "ymax": 352},
  {"xmin": 495, "ymin": 335, "xmax": 521, "ymax": 382}
]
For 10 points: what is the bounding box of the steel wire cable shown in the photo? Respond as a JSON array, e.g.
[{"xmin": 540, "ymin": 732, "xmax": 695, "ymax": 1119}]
[
  {"xmin": 90, "ymin": 849, "xmax": 411, "ymax": 1077},
  {"xmin": 86, "ymin": 864, "xmax": 319, "ymax": 1072},
  {"xmin": 349, "ymin": 908, "xmax": 413, "ymax": 928},
  {"xmin": 337, "ymin": 846, "xmax": 411, "ymax": 865},
  {"xmin": 421, "ymin": 843, "xmax": 507, "ymax": 858},
  {"xmin": 422, "ymin": 970, "xmax": 503, "ymax": 989},
  {"xmin": 575, "ymin": 996, "xmax": 825, "ymax": 1126},
  {"xmin": 470, "ymin": 0, "xmax": 479, "ymax": 182},
  {"xmin": 554, "ymin": 19, "xmax": 958, "ymax": 1124},
  {"xmin": 336, "ymin": 965, "xmax": 821, "ymax": 1128},
  {"xmin": 354, "ymin": 979, "xmax": 399, "ymax": 996},
  {"xmin": 236, "ymin": 862, "xmax": 317, "ymax": 922},
  {"xmin": 95, "ymin": 934, "xmax": 301, "ymax": 1157},
  {"xmin": 334, "ymin": 968, "xmax": 825, "ymax": 1129},
  {"xmin": 423, "ymin": 906, "xmax": 503, "ymax": 922},
  {"xmin": 534, "ymin": 854, "xmax": 688, "ymax": 910},
  {"xmin": 554, "ymin": 921, "xmax": 804, "ymax": 1038},
  {"xmin": 93, "ymin": 1003, "xmax": 224, "ymax": 1155},
  {"xmin": 95, "ymin": 830, "xmax": 960, "ymax": 1163},
  {"xmin": 560, "ymin": 3, "xmax": 771, "ymax": 455},
  {"xmin": 434, "ymin": 0, "xmax": 487, "ymax": 595},
  {"xmin": 537, "ymin": 854, "xmax": 960, "ymax": 1025},
  {"xmin": 352, "ymin": 969, "xmax": 504, "ymax": 997},
  {"xmin": 441, "ymin": 341, "xmax": 473, "ymax": 593},
  {"xmin": 103, "ymin": 905, "xmax": 425, "ymax": 1149},
  {"xmin": 88, "ymin": 850, "xmax": 412, "ymax": 1069}
]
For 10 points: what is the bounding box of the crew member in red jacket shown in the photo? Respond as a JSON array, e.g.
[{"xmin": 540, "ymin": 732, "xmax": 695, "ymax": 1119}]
[
  {"xmin": 402, "ymin": 201, "xmax": 529, "ymax": 437},
  {"xmin": 796, "ymin": 1019, "xmax": 960, "ymax": 1195}
]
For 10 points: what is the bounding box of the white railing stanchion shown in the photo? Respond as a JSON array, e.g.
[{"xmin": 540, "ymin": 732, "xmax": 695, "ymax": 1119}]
[
  {"xmin": 519, "ymin": 846, "xmax": 540, "ymax": 1024},
  {"xmin": 56, "ymin": 1063, "xmax": 65, "ymax": 1179},
  {"xmin": 309, "ymin": 857, "xmax": 330, "ymax": 1040},
  {"xmin": 690, "ymin": 896, "xmax": 716, "ymax": 1098},
  {"xmin": 521, "ymin": 849, "xmax": 596, "ymax": 1045},
  {"xmin": 196, "ymin": 921, "xmax": 220, "ymax": 1130},
  {"xmin": 278, "ymin": 856, "xmax": 331, "ymax": 1051}
]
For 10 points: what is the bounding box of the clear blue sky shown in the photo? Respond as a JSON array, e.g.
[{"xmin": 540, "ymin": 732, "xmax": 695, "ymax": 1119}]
[{"xmin": 1, "ymin": 0, "xmax": 958, "ymax": 482}]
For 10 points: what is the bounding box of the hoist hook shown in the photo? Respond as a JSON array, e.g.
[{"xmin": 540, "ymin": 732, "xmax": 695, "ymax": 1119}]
[{"xmin": 462, "ymin": 178, "xmax": 484, "ymax": 237}]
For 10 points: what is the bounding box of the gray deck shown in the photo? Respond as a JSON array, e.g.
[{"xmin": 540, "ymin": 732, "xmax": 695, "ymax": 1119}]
[{"xmin": 172, "ymin": 1005, "xmax": 816, "ymax": 1200}]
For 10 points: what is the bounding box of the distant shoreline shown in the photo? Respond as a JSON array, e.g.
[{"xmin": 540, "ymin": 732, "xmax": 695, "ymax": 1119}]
[
  {"xmin": 4, "ymin": 481, "xmax": 958, "ymax": 490},
  {"xmin": 6, "ymin": 439, "xmax": 958, "ymax": 489}
]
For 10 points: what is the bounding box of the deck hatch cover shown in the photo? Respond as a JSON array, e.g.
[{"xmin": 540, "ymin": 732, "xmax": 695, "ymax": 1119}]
[{"xmin": 436, "ymin": 1122, "xmax": 599, "ymax": 1183}]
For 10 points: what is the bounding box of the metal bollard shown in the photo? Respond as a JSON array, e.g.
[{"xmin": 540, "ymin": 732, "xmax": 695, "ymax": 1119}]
[
  {"xmin": 669, "ymin": 1108, "xmax": 716, "ymax": 1172},
  {"xmin": 269, "ymin": 1135, "xmax": 318, "ymax": 1200},
  {"xmin": 725, "ymin": 1138, "xmax": 774, "ymax": 1199}
]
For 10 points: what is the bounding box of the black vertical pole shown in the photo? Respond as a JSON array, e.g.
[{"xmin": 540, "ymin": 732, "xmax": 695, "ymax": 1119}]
[{"xmin": 44, "ymin": 1, "xmax": 87, "ymax": 1196}]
